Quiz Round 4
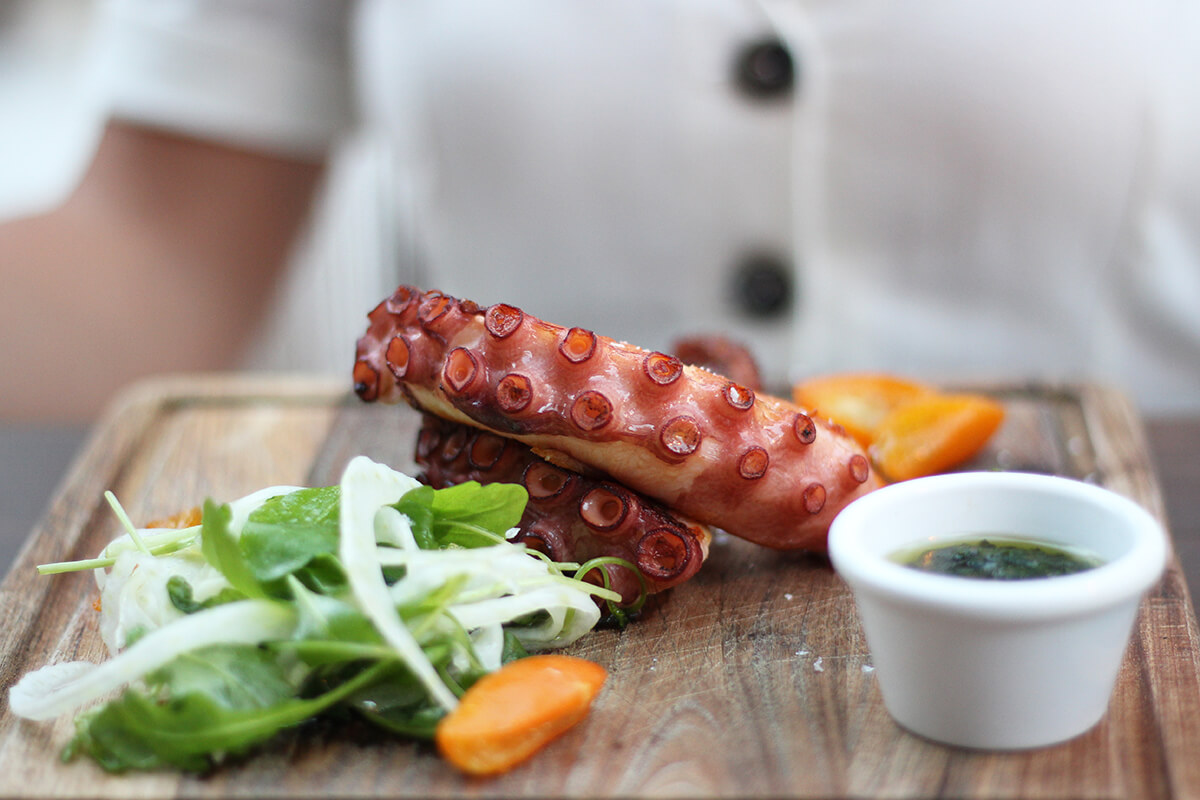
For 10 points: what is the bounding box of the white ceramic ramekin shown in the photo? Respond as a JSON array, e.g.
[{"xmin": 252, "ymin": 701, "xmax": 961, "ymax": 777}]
[{"xmin": 828, "ymin": 471, "xmax": 1168, "ymax": 750}]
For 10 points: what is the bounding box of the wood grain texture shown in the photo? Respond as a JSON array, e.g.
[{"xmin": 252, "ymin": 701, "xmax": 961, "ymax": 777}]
[
  {"xmin": 0, "ymin": 375, "xmax": 1196, "ymax": 799},
  {"xmin": 1146, "ymin": 417, "xmax": 1200, "ymax": 628}
]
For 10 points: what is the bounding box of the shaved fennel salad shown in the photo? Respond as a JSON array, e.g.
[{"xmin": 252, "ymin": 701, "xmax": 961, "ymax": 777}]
[{"xmin": 10, "ymin": 456, "xmax": 623, "ymax": 773}]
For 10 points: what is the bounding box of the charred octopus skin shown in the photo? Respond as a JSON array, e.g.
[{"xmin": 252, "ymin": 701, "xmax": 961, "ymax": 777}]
[
  {"xmin": 415, "ymin": 414, "xmax": 710, "ymax": 605},
  {"xmin": 354, "ymin": 286, "xmax": 882, "ymax": 551}
]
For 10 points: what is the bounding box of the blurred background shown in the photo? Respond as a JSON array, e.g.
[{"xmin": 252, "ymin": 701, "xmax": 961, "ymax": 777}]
[
  {"xmin": 0, "ymin": 1, "xmax": 99, "ymax": 220},
  {"xmin": 0, "ymin": 0, "xmax": 97, "ymax": 570}
]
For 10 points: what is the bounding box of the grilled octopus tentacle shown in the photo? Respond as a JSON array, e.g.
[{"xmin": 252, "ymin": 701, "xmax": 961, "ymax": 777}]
[
  {"xmin": 354, "ymin": 285, "xmax": 882, "ymax": 552},
  {"xmin": 671, "ymin": 335, "xmax": 764, "ymax": 393},
  {"xmin": 415, "ymin": 414, "xmax": 710, "ymax": 605}
]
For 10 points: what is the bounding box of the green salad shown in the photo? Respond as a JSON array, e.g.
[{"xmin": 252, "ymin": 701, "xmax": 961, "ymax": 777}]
[{"xmin": 9, "ymin": 456, "xmax": 620, "ymax": 773}]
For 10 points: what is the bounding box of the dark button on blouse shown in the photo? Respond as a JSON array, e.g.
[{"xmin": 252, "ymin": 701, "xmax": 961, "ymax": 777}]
[
  {"xmin": 734, "ymin": 38, "xmax": 796, "ymax": 99},
  {"xmin": 731, "ymin": 254, "xmax": 793, "ymax": 318}
]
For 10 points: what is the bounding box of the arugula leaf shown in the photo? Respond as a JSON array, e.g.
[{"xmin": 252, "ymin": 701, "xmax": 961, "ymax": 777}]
[
  {"xmin": 252, "ymin": 485, "xmax": 340, "ymax": 528},
  {"xmin": 392, "ymin": 487, "xmax": 438, "ymax": 549},
  {"xmin": 500, "ymin": 628, "xmax": 530, "ymax": 664},
  {"xmin": 394, "ymin": 482, "xmax": 528, "ymax": 548},
  {"xmin": 289, "ymin": 552, "xmax": 348, "ymax": 595},
  {"xmin": 65, "ymin": 659, "xmax": 394, "ymax": 773},
  {"xmin": 240, "ymin": 487, "xmax": 340, "ymax": 576},
  {"xmin": 66, "ymin": 644, "xmax": 299, "ymax": 771},
  {"xmin": 147, "ymin": 644, "xmax": 296, "ymax": 710},
  {"xmin": 198, "ymin": 500, "xmax": 265, "ymax": 599},
  {"xmin": 350, "ymin": 677, "xmax": 446, "ymax": 739},
  {"xmin": 240, "ymin": 522, "xmax": 339, "ymax": 582},
  {"xmin": 429, "ymin": 481, "xmax": 527, "ymax": 537}
]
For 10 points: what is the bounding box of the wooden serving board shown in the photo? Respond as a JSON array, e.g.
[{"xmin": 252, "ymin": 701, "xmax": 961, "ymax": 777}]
[{"xmin": 1, "ymin": 374, "xmax": 1198, "ymax": 799}]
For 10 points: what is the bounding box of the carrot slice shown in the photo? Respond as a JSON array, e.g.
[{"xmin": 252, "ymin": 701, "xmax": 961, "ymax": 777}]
[
  {"xmin": 792, "ymin": 373, "xmax": 933, "ymax": 446},
  {"xmin": 869, "ymin": 394, "xmax": 1006, "ymax": 482},
  {"xmin": 435, "ymin": 655, "xmax": 607, "ymax": 776}
]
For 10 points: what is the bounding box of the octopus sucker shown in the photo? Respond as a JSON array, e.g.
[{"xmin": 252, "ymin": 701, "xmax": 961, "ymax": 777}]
[
  {"xmin": 353, "ymin": 361, "xmax": 380, "ymax": 403},
  {"xmin": 570, "ymin": 391, "xmax": 614, "ymax": 432},
  {"xmin": 417, "ymin": 291, "xmax": 453, "ymax": 326},
  {"xmin": 513, "ymin": 525, "xmax": 567, "ymax": 562},
  {"xmin": 723, "ymin": 382, "xmax": 756, "ymax": 412},
  {"xmin": 643, "ymin": 352, "xmax": 684, "ymax": 386},
  {"xmin": 485, "ymin": 303, "xmax": 524, "ymax": 339},
  {"xmin": 659, "ymin": 416, "xmax": 702, "ymax": 459},
  {"xmin": 559, "ymin": 327, "xmax": 597, "ymax": 363},
  {"xmin": 802, "ymin": 482, "xmax": 828, "ymax": 514},
  {"xmin": 377, "ymin": 285, "xmax": 417, "ymax": 319},
  {"xmin": 496, "ymin": 373, "xmax": 534, "ymax": 413},
  {"xmin": 738, "ymin": 446, "xmax": 770, "ymax": 480},
  {"xmin": 467, "ymin": 432, "xmax": 507, "ymax": 470},
  {"xmin": 523, "ymin": 461, "xmax": 573, "ymax": 502},
  {"xmin": 438, "ymin": 425, "xmax": 469, "ymax": 463},
  {"xmin": 442, "ymin": 347, "xmax": 480, "ymax": 394},
  {"xmin": 354, "ymin": 285, "xmax": 881, "ymax": 554},
  {"xmin": 848, "ymin": 454, "xmax": 872, "ymax": 484},
  {"xmin": 385, "ymin": 336, "xmax": 411, "ymax": 379},
  {"xmin": 636, "ymin": 528, "xmax": 696, "ymax": 580},
  {"xmin": 793, "ymin": 412, "xmax": 818, "ymax": 445},
  {"xmin": 579, "ymin": 485, "xmax": 630, "ymax": 533}
]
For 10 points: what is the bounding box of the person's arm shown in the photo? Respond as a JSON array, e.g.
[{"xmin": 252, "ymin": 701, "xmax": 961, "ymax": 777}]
[{"xmin": 0, "ymin": 120, "xmax": 324, "ymax": 421}]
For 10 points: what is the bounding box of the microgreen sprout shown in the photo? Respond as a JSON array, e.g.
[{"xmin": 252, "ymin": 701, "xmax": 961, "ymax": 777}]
[
  {"xmin": 576, "ymin": 556, "xmax": 650, "ymax": 626},
  {"xmin": 104, "ymin": 490, "xmax": 151, "ymax": 555}
]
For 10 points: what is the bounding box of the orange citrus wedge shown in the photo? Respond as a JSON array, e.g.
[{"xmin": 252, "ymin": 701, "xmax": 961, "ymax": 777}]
[
  {"xmin": 792, "ymin": 373, "xmax": 934, "ymax": 446},
  {"xmin": 869, "ymin": 393, "xmax": 1006, "ymax": 482}
]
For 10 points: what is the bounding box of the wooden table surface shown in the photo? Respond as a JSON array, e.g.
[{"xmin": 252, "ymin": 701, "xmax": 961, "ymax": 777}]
[
  {"xmin": 1145, "ymin": 417, "xmax": 1200, "ymax": 605},
  {"xmin": 0, "ymin": 375, "xmax": 1198, "ymax": 799}
]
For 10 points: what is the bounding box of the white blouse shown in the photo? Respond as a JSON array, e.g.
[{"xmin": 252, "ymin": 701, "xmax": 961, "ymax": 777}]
[{"xmin": 98, "ymin": 0, "xmax": 1200, "ymax": 413}]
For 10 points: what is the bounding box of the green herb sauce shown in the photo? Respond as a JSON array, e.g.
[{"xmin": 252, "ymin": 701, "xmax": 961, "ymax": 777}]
[{"xmin": 894, "ymin": 537, "xmax": 1101, "ymax": 580}]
